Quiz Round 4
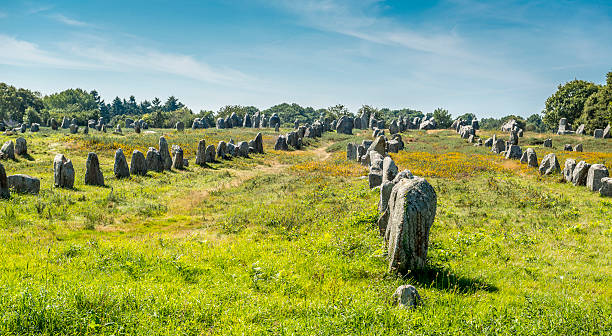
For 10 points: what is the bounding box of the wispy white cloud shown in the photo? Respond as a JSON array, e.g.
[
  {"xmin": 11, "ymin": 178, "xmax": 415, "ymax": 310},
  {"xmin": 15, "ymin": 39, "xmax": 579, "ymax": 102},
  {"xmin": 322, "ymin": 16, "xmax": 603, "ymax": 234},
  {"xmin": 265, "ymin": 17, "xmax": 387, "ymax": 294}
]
[
  {"xmin": 0, "ymin": 34, "xmax": 249, "ymax": 85},
  {"xmin": 50, "ymin": 13, "xmax": 89, "ymax": 27}
]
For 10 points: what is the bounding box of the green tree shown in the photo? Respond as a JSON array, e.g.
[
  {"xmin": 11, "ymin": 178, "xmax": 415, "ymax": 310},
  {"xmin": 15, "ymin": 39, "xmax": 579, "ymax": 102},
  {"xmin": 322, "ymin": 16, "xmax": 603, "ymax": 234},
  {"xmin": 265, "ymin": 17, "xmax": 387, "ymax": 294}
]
[
  {"xmin": 326, "ymin": 104, "xmax": 352, "ymax": 120},
  {"xmin": 43, "ymin": 88, "xmax": 99, "ymax": 124},
  {"xmin": 457, "ymin": 113, "xmax": 476, "ymax": 124},
  {"xmin": 263, "ymin": 103, "xmax": 317, "ymax": 125},
  {"xmin": 162, "ymin": 96, "xmax": 184, "ymax": 112},
  {"xmin": 526, "ymin": 114, "xmax": 548, "ymax": 133},
  {"xmin": 432, "ymin": 108, "xmax": 453, "ymax": 128},
  {"xmin": 579, "ymin": 72, "xmax": 612, "ymax": 132},
  {"xmin": 0, "ymin": 83, "xmax": 44, "ymax": 122},
  {"xmin": 542, "ymin": 80, "xmax": 599, "ymax": 129},
  {"xmin": 24, "ymin": 107, "xmax": 42, "ymax": 124}
]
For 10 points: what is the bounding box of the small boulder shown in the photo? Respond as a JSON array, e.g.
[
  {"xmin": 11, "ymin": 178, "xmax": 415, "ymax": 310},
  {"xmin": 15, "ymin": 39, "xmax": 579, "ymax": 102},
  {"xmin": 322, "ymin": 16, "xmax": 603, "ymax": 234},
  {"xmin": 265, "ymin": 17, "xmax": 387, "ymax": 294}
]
[
  {"xmin": 53, "ymin": 154, "xmax": 75, "ymax": 188},
  {"xmin": 525, "ymin": 148, "xmax": 538, "ymax": 168},
  {"xmin": 391, "ymin": 285, "xmax": 421, "ymax": 309},
  {"xmin": 539, "ymin": 153, "xmax": 560, "ymax": 176},
  {"xmin": 1, "ymin": 141, "xmax": 15, "ymax": 160},
  {"xmin": 176, "ymin": 121, "xmax": 185, "ymax": 131},
  {"xmin": 572, "ymin": 161, "xmax": 591, "ymax": 186},
  {"xmin": 573, "ymin": 144, "xmax": 583, "ymax": 152},
  {"xmin": 205, "ymin": 145, "xmax": 216, "ymax": 162},
  {"xmin": 84, "ymin": 152, "xmax": 105, "ymax": 186},
  {"xmin": 563, "ymin": 144, "xmax": 572, "ymax": 151},
  {"xmin": 114, "ymin": 149, "xmax": 130, "ymax": 179},
  {"xmin": 7, "ymin": 174, "xmax": 40, "ymax": 194},
  {"xmin": 505, "ymin": 145, "xmax": 522, "ymax": 160},
  {"xmin": 600, "ymin": 177, "xmax": 612, "ymax": 197},
  {"xmin": 15, "ymin": 137, "xmax": 27, "ymax": 156},
  {"xmin": 562, "ymin": 159, "xmax": 576, "ymax": 183},
  {"xmin": 586, "ymin": 164, "xmax": 609, "ymax": 192}
]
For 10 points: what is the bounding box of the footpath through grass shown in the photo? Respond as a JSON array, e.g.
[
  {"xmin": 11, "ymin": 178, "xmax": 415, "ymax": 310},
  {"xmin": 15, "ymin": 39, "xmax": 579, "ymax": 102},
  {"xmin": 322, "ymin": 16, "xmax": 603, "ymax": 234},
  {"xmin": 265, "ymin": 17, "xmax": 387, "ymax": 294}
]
[{"xmin": 0, "ymin": 127, "xmax": 610, "ymax": 335}]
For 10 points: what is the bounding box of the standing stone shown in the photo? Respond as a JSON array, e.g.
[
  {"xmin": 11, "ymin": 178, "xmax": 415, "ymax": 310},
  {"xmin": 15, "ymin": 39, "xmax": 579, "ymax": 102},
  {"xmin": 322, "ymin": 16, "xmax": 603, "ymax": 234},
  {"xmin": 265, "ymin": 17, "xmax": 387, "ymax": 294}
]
[
  {"xmin": 586, "ymin": 164, "xmax": 609, "ymax": 192},
  {"xmin": 205, "ymin": 145, "xmax": 216, "ymax": 162},
  {"xmin": 0, "ymin": 163, "xmax": 9, "ymax": 199},
  {"xmin": 243, "ymin": 114, "xmax": 252, "ymax": 128},
  {"xmin": 230, "ymin": 112, "xmax": 241, "ymax": 127},
  {"xmin": 369, "ymin": 135, "xmax": 387, "ymax": 157},
  {"xmin": 175, "ymin": 121, "xmax": 185, "ymax": 131},
  {"xmin": 382, "ymin": 157, "xmax": 398, "ymax": 184},
  {"xmin": 1, "ymin": 141, "xmax": 15, "ymax": 160},
  {"xmin": 216, "ymin": 118, "xmax": 225, "ymax": 129},
  {"xmin": 505, "ymin": 145, "xmax": 522, "ymax": 160},
  {"xmin": 159, "ymin": 136, "xmax": 173, "ymax": 170},
  {"xmin": 15, "ymin": 137, "xmax": 27, "ymax": 156},
  {"xmin": 391, "ymin": 285, "xmax": 421, "ymax": 309},
  {"xmin": 61, "ymin": 116, "xmax": 70, "ymax": 128},
  {"xmin": 69, "ymin": 124, "xmax": 78, "ymax": 134},
  {"xmin": 115, "ymin": 124, "xmax": 122, "ymax": 133},
  {"xmin": 572, "ymin": 144, "xmax": 583, "ymax": 152},
  {"xmin": 53, "ymin": 154, "xmax": 75, "ymax": 188},
  {"xmin": 274, "ymin": 135, "xmax": 288, "ymax": 150},
  {"xmin": 171, "ymin": 145, "xmax": 184, "ymax": 170},
  {"xmin": 572, "ymin": 161, "xmax": 591, "ymax": 186},
  {"xmin": 7, "ymin": 174, "xmax": 40, "ymax": 194},
  {"xmin": 84, "ymin": 152, "xmax": 104, "ymax": 186},
  {"xmin": 50, "ymin": 118, "xmax": 58, "ymax": 130},
  {"xmin": 195, "ymin": 139, "xmax": 207, "ymax": 166},
  {"xmin": 538, "ymin": 153, "xmax": 560, "ymax": 176},
  {"xmin": 30, "ymin": 123, "xmax": 40, "ymax": 132},
  {"xmin": 269, "ymin": 113, "xmax": 280, "ymax": 129},
  {"xmin": 388, "ymin": 120, "xmax": 399, "ymax": 135},
  {"xmin": 146, "ymin": 147, "xmax": 164, "ymax": 173},
  {"xmin": 385, "ymin": 177, "xmax": 437, "ymax": 273},
  {"xmin": 520, "ymin": 151, "xmax": 528, "ymax": 164},
  {"xmin": 369, "ymin": 155, "xmax": 384, "ymax": 189},
  {"xmin": 594, "ymin": 129, "xmax": 604, "ymax": 138},
  {"xmin": 509, "ymin": 131, "xmax": 519, "ymax": 146},
  {"xmin": 484, "ymin": 138, "xmax": 493, "ymax": 147},
  {"xmin": 562, "ymin": 159, "xmax": 577, "ymax": 183},
  {"xmin": 525, "ymin": 148, "xmax": 538, "ymax": 168},
  {"xmin": 599, "ymin": 178, "xmax": 612, "ymax": 197},
  {"xmin": 254, "ymin": 133, "xmax": 264, "ymax": 154},
  {"xmin": 83, "ymin": 125, "xmax": 89, "ymax": 134},
  {"xmin": 576, "ymin": 124, "xmax": 585, "ymax": 135},
  {"xmin": 237, "ymin": 141, "xmax": 249, "ymax": 157},
  {"xmin": 563, "ymin": 144, "xmax": 572, "ymax": 151},
  {"xmin": 347, "ymin": 143, "xmax": 357, "ymax": 161},
  {"xmin": 492, "ymin": 139, "xmax": 505, "ymax": 154},
  {"xmin": 114, "ymin": 149, "xmax": 130, "ymax": 179},
  {"xmin": 543, "ymin": 139, "xmax": 552, "ymax": 148},
  {"xmin": 130, "ymin": 150, "xmax": 148, "ymax": 176},
  {"xmin": 604, "ymin": 124, "xmax": 611, "ymax": 138},
  {"xmin": 353, "ymin": 117, "xmax": 362, "ymax": 130},
  {"xmin": 286, "ymin": 131, "xmax": 299, "ymax": 149},
  {"xmin": 217, "ymin": 141, "xmax": 228, "ymax": 159}
]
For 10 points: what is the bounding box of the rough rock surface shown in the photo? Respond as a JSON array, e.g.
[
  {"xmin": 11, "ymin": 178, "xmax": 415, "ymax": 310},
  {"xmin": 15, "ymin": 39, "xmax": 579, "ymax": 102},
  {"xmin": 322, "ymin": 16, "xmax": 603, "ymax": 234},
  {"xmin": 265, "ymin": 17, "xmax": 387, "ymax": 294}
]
[
  {"xmin": 146, "ymin": 147, "xmax": 164, "ymax": 173},
  {"xmin": 172, "ymin": 145, "xmax": 184, "ymax": 170},
  {"xmin": 600, "ymin": 177, "xmax": 612, "ymax": 197},
  {"xmin": 586, "ymin": 164, "xmax": 609, "ymax": 192},
  {"xmin": 539, "ymin": 153, "xmax": 560, "ymax": 176},
  {"xmin": 54, "ymin": 154, "xmax": 75, "ymax": 188},
  {"xmin": 114, "ymin": 149, "xmax": 130, "ymax": 179},
  {"xmin": 391, "ymin": 285, "xmax": 421, "ymax": 309},
  {"xmin": 159, "ymin": 136, "xmax": 173, "ymax": 170},
  {"xmin": 562, "ymin": 159, "xmax": 576, "ymax": 183},
  {"xmin": 384, "ymin": 177, "xmax": 437, "ymax": 274},
  {"xmin": 195, "ymin": 140, "xmax": 207, "ymax": 166},
  {"xmin": 0, "ymin": 163, "xmax": 9, "ymax": 198},
  {"xmin": 7, "ymin": 174, "xmax": 40, "ymax": 194},
  {"xmin": 572, "ymin": 161, "xmax": 591, "ymax": 186},
  {"xmin": 130, "ymin": 150, "xmax": 148, "ymax": 176},
  {"xmin": 84, "ymin": 152, "xmax": 105, "ymax": 186},
  {"xmin": 1, "ymin": 141, "xmax": 15, "ymax": 160}
]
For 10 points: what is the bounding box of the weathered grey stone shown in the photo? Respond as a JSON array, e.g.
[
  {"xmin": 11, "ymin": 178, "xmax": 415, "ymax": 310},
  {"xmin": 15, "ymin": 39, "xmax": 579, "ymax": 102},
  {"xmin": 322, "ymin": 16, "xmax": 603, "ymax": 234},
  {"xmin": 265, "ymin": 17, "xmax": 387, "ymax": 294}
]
[
  {"xmin": 505, "ymin": 145, "xmax": 522, "ymax": 160},
  {"xmin": 53, "ymin": 154, "xmax": 75, "ymax": 188},
  {"xmin": 114, "ymin": 149, "xmax": 130, "ymax": 179},
  {"xmin": 586, "ymin": 164, "xmax": 609, "ymax": 192},
  {"xmin": 576, "ymin": 124, "xmax": 585, "ymax": 135},
  {"xmin": 30, "ymin": 123, "xmax": 40, "ymax": 132},
  {"xmin": 7, "ymin": 174, "xmax": 40, "ymax": 194},
  {"xmin": 130, "ymin": 150, "xmax": 148, "ymax": 176},
  {"xmin": 195, "ymin": 139, "xmax": 207, "ymax": 166},
  {"xmin": 604, "ymin": 124, "xmax": 611, "ymax": 138},
  {"xmin": 254, "ymin": 133, "xmax": 264, "ymax": 154},
  {"xmin": 230, "ymin": 112, "xmax": 241, "ymax": 127},
  {"xmin": 69, "ymin": 124, "xmax": 78, "ymax": 134},
  {"xmin": 216, "ymin": 118, "xmax": 225, "ymax": 129},
  {"xmin": 274, "ymin": 135, "xmax": 288, "ymax": 150},
  {"xmin": 594, "ymin": 129, "xmax": 604, "ymax": 138},
  {"xmin": 525, "ymin": 148, "xmax": 538, "ymax": 168},
  {"xmin": 509, "ymin": 131, "xmax": 519, "ymax": 146},
  {"xmin": 61, "ymin": 116, "xmax": 70, "ymax": 128},
  {"xmin": 562, "ymin": 159, "xmax": 576, "ymax": 183},
  {"xmin": 484, "ymin": 138, "xmax": 493, "ymax": 147},
  {"xmin": 600, "ymin": 177, "xmax": 612, "ymax": 197},
  {"xmin": 50, "ymin": 118, "xmax": 58, "ymax": 130},
  {"xmin": 287, "ymin": 131, "xmax": 299, "ymax": 149},
  {"xmin": 1, "ymin": 141, "xmax": 15, "ymax": 160},
  {"xmin": 347, "ymin": 143, "xmax": 357, "ymax": 161},
  {"xmin": 369, "ymin": 135, "xmax": 387, "ymax": 157},
  {"xmin": 387, "ymin": 140, "xmax": 401, "ymax": 153},
  {"xmin": 159, "ymin": 136, "xmax": 173, "ymax": 170},
  {"xmin": 175, "ymin": 121, "xmax": 185, "ymax": 131},
  {"xmin": 391, "ymin": 285, "xmax": 421, "ymax": 309},
  {"xmin": 573, "ymin": 144, "xmax": 583, "ymax": 152},
  {"xmin": 269, "ymin": 113, "xmax": 280, "ymax": 129},
  {"xmin": 0, "ymin": 163, "xmax": 9, "ymax": 199},
  {"xmin": 492, "ymin": 139, "xmax": 505, "ymax": 154},
  {"xmin": 243, "ymin": 114, "xmax": 252, "ymax": 128},
  {"xmin": 237, "ymin": 141, "xmax": 249, "ymax": 157},
  {"xmin": 572, "ymin": 161, "xmax": 591, "ymax": 186},
  {"xmin": 520, "ymin": 151, "xmax": 528, "ymax": 164},
  {"xmin": 543, "ymin": 139, "xmax": 552, "ymax": 148},
  {"xmin": 217, "ymin": 141, "xmax": 228, "ymax": 159},
  {"xmin": 183, "ymin": 158, "xmax": 189, "ymax": 167},
  {"xmin": 385, "ymin": 177, "xmax": 437, "ymax": 273},
  {"xmin": 171, "ymin": 145, "xmax": 184, "ymax": 170},
  {"xmin": 539, "ymin": 153, "xmax": 560, "ymax": 176},
  {"xmin": 563, "ymin": 144, "xmax": 572, "ymax": 151},
  {"xmin": 382, "ymin": 157, "xmax": 398, "ymax": 184},
  {"xmin": 15, "ymin": 137, "xmax": 27, "ymax": 156},
  {"xmin": 205, "ymin": 145, "xmax": 216, "ymax": 162},
  {"xmin": 83, "ymin": 152, "xmax": 104, "ymax": 186},
  {"xmin": 115, "ymin": 124, "xmax": 122, "ymax": 133},
  {"xmin": 146, "ymin": 147, "xmax": 163, "ymax": 173},
  {"xmin": 336, "ymin": 116, "xmax": 354, "ymax": 135}
]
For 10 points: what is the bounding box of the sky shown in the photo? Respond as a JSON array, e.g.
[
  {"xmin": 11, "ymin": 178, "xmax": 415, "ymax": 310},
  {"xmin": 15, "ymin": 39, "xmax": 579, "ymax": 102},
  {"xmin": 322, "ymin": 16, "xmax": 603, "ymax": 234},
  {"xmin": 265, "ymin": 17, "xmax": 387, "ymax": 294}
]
[{"xmin": 0, "ymin": 0, "xmax": 611, "ymax": 118}]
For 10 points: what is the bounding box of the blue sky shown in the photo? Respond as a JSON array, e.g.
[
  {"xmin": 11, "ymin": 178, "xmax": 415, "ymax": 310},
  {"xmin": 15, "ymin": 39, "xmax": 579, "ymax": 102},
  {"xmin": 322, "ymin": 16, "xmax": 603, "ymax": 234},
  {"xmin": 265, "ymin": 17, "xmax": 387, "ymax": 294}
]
[{"xmin": 0, "ymin": 0, "xmax": 610, "ymax": 118}]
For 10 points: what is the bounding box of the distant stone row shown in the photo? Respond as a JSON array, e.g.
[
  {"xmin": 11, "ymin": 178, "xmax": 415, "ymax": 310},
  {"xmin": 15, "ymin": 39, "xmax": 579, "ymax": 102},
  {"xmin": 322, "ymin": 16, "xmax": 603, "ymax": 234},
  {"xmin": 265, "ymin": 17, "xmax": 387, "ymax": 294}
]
[
  {"xmin": 557, "ymin": 118, "xmax": 611, "ymax": 138},
  {"xmin": 0, "ymin": 133, "xmax": 264, "ymax": 198},
  {"xmin": 274, "ymin": 120, "xmax": 333, "ymax": 150},
  {"xmin": 212, "ymin": 112, "xmax": 281, "ymax": 130}
]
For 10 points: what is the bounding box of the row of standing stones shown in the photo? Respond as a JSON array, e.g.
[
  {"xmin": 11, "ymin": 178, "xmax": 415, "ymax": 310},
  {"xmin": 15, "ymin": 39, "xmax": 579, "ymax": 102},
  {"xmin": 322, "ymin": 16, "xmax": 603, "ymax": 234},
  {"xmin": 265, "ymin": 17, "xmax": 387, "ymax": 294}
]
[
  {"xmin": 345, "ymin": 135, "xmax": 437, "ymax": 308},
  {"xmin": 557, "ymin": 118, "xmax": 611, "ymax": 138},
  {"xmin": 0, "ymin": 133, "xmax": 264, "ymax": 199},
  {"xmin": 452, "ymin": 118, "xmax": 612, "ymax": 197}
]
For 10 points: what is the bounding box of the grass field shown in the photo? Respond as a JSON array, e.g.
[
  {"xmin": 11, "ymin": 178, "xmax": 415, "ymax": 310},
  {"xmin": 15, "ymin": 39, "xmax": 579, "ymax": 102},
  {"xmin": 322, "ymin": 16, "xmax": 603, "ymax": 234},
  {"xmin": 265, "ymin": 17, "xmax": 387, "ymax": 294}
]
[{"xmin": 0, "ymin": 127, "xmax": 610, "ymax": 335}]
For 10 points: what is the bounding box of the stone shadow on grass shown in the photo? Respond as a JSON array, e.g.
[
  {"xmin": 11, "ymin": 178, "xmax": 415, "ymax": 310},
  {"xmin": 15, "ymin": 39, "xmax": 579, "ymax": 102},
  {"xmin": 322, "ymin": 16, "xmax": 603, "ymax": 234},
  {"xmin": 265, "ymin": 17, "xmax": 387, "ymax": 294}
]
[{"xmin": 408, "ymin": 265, "xmax": 498, "ymax": 294}]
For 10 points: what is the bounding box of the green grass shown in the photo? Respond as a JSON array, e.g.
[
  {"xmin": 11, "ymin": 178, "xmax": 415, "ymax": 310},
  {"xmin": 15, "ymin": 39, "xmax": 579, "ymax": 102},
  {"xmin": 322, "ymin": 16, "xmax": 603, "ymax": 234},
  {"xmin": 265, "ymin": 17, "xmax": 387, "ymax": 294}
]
[{"xmin": 0, "ymin": 126, "xmax": 610, "ymax": 335}]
